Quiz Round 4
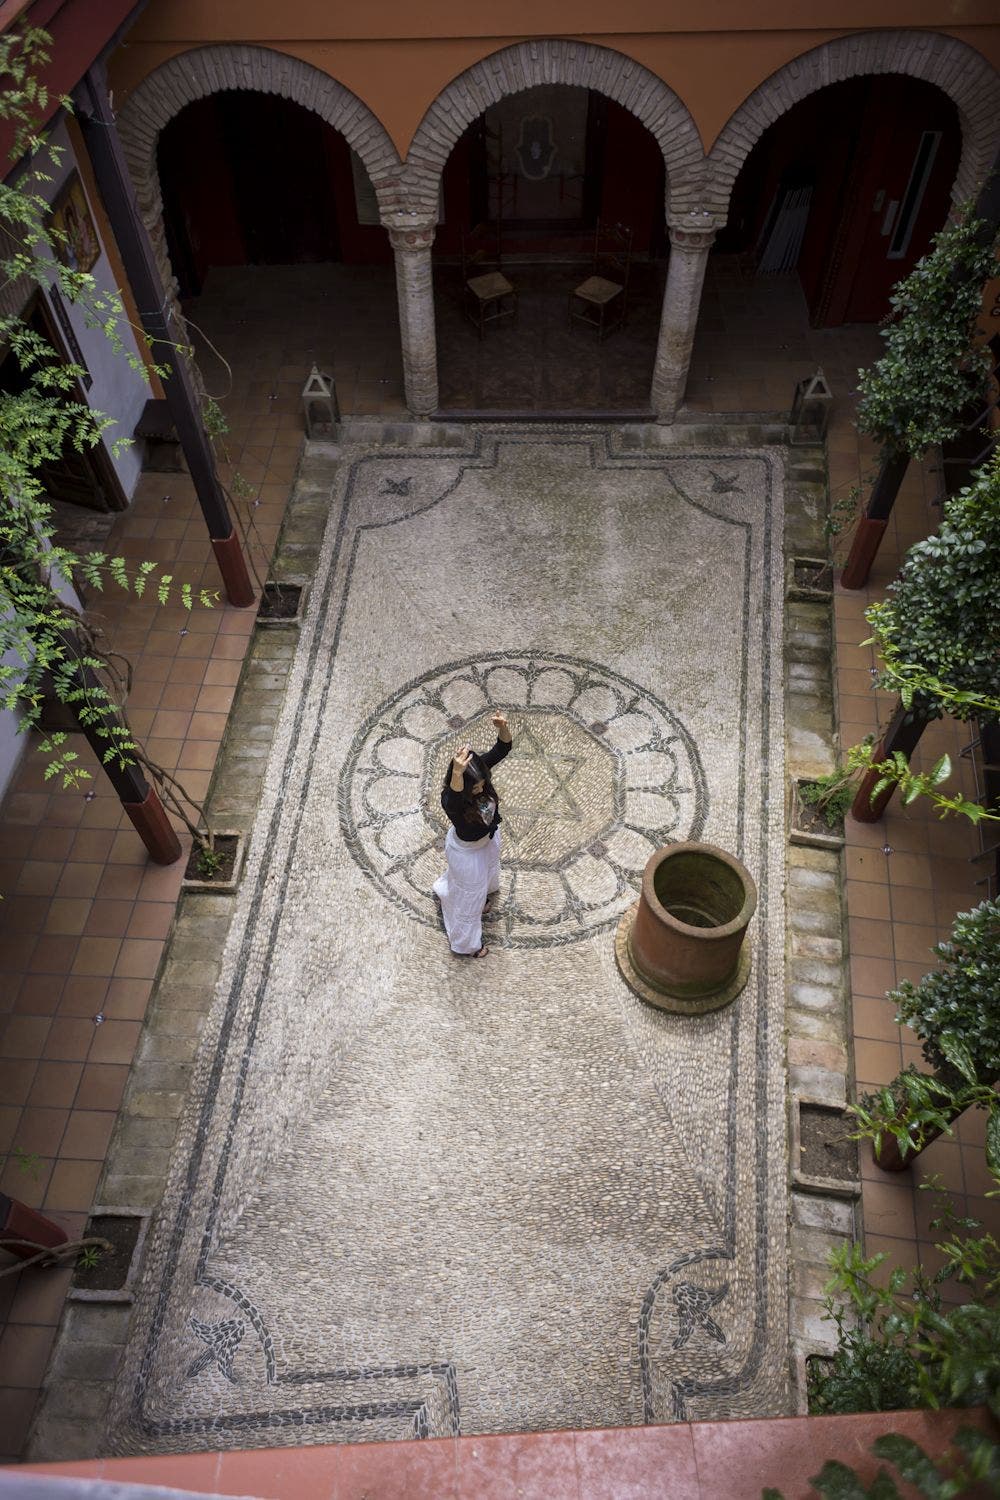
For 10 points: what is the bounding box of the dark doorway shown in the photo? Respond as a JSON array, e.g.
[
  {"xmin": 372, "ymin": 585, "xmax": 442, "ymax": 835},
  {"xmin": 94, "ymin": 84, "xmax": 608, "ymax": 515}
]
[
  {"xmin": 0, "ymin": 295, "xmax": 125, "ymax": 512},
  {"xmin": 435, "ymin": 84, "xmax": 666, "ymax": 413},
  {"xmin": 158, "ymin": 91, "xmax": 390, "ymax": 298},
  {"xmin": 719, "ymin": 76, "xmax": 960, "ymax": 327}
]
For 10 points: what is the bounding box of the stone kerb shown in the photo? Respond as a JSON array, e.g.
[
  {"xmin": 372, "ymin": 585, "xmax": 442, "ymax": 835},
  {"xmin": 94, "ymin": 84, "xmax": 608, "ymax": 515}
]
[
  {"xmin": 707, "ymin": 31, "xmax": 1000, "ymax": 216},
  {"xmin": 401, "ymin": 38, "xmax": 706, "ymax": 222}
]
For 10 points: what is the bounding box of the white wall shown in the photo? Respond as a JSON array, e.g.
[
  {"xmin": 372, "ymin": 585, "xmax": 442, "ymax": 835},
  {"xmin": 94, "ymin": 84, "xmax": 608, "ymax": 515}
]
[
  {"xmin": 43, "ymin": 118, "xmax": 150, "ymax": 499},
  {"xmin": 1, "ymin": 125, "xmax": 150, "ymax": 805}
]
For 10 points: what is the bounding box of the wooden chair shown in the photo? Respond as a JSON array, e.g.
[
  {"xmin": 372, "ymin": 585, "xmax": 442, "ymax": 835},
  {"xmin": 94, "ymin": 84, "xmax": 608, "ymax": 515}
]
[
  {"xmin": 461, "ymin": 223, "xmax": 517, "ymax": 338},
  {"xmin": 568, "ymin": 221, "xmax": 633, "ymax": 340}
]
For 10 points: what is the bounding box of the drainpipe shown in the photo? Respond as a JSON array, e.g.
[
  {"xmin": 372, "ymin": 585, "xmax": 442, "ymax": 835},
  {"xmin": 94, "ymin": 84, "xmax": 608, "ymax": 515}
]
[{"xmin": 71, "ymin": 64, "xmax": 255, "ymax": 609}]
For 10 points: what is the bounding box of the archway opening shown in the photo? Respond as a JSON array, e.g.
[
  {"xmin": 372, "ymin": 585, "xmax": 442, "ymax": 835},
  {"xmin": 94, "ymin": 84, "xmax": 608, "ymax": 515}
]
[
  {"xmin": 156, "ymin": 90, "xmax": 403, "ymax": 416},
  {"xmin": 433, "ymin": 83, "xmax": 666, "ymax": 413},
  {"xmin": 716, "ymin": 75, "xmax": 961, "ymax": 326}
]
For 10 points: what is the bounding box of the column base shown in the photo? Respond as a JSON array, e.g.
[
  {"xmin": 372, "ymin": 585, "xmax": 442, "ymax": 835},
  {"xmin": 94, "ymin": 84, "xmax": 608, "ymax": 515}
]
[
  {"xmin": 123, "ymin": 786, "xmax": 183, "ymax": 864},
  {"xmin": 841, "ymin": 517, "xmax": 887, "ymax": 590},
  {"xmin": 211, "ymin": 531, "xmax": 256, "ymax": 609}
]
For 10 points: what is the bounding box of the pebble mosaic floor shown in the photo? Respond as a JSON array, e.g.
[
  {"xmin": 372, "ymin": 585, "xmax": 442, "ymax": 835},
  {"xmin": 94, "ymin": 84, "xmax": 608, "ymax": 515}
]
[{"xmin": 105, "ymin": 428, "xmax": 789, "ymax": 1453}]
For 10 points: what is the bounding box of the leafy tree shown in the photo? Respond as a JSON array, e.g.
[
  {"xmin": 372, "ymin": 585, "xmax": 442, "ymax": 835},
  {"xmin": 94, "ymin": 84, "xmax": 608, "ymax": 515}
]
[
  {"xmin": 0, "ymin": 27, "xmax": 212, "ymax": 792},
  {"xmin": 855, "ymin": 211, "xmax": 998, "ymax": 460},
  {"xmin": 891, "ymin": 899, "xmax": 1000, "ymax": 1082},
  {"xmin": 865, "ymin": 454, "xmax": 1000, "ymax": 725}
]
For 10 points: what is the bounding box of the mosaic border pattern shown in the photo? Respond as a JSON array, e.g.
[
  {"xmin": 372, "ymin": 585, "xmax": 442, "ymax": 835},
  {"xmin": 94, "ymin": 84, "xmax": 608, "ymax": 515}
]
[{"xmin": 114, "ymin": 429, "xmax": 783, "ymax": 1447}]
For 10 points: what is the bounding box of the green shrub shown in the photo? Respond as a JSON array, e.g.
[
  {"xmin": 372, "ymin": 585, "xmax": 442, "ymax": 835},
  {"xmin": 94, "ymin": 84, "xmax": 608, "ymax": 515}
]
[{"xmin": 891, "ymin": 898, "xmax": 1000, "ymax": 1081}]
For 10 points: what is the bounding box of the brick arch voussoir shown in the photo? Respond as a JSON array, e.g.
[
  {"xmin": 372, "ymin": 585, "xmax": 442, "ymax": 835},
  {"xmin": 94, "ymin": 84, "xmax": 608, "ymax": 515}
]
[
  {"xmin": 403, "ymin": 38, "xmax": 705, "ymax": 224},
  {"xmin": 706, "ymin": 30, "xmax": 1000, "ymax": 219},
  {"xmin": 117, "ymin": 45, "xmax": 404, "ymax": 230}
]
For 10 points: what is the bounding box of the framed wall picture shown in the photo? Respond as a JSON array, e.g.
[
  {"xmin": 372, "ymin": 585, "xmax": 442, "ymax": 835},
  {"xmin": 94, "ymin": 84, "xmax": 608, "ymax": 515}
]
[{"xmin": 48, "ymin": 171, "xmax": 100, "ymax": 273}]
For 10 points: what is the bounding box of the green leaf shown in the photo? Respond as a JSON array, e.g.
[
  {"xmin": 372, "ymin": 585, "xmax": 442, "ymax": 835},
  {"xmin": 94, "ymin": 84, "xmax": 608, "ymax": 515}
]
[
  {"xmin": 870, "ymin": 1436, "xmax": 948, "ymax": 1497},
  {"xmin": 986, "ymin": 1103, "xmax": 1000, "ymax": 1176}
]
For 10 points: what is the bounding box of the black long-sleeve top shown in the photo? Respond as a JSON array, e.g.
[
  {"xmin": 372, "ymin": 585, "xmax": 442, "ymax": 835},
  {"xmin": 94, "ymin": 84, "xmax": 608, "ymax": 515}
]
[{"xmin": 441, "ymin": 737, "xmax": 512, "ymax": 841}]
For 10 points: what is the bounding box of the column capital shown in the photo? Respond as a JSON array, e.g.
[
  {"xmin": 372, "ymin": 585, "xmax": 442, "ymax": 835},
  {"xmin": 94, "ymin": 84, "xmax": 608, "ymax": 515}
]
[
  {"xmin": 667, "ymin": 211, "xmax": 723, "ymax": 251},
  {"xmin": 386, "ymin": 219, "xmax": 437, "ymax": 253}
]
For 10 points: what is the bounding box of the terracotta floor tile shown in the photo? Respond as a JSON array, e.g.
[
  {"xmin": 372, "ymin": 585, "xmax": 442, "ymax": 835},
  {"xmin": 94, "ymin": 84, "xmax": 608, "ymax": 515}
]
[
  {"xmin": 177, "ymin": 740, "xmax": 220, "ymax": 771},
  {"xmin": 104, "ymin": 978, "xmax": 153, "ymax": 1021},
  {"xmin": 62, "ymin": 1109, "xmax": 116, "ymax": 1160},
  {"xmin": 43, "ymin": 1157, "xmax": 101, "ymax": 1212},
  {"xmin": 849, "ymin": 955, "xmax": 897, "ymax": 999},
  {"xmin": 83, "ymin": 900, "xmax": 135, "ymax": 939},
  {"xmin": 26, "ymin": 1062, "xmax": 82, "ymax": 1110},
  {"xmin": 7, "ymin": 1263, "xmax": 73, "ymax": 1327},
  {"xmin": 13, "ymin": 976, "xmax": 64, "ymax": 1017},
  {"xmin": 0, "ymin": 1107, "xmax": 19, "ymax": 1154},
  {"xmin": 95, "ymin": 865, "xmax": 145, "ymax": 902},
  {"xmin": 67, "ymin": 830, "xmax": 117, "ymax": 866},
  {"xmin": 0, "ymin": 829, "xmax": 36, "ymax": 862},
  {"xmin": 845, "ymin": 880, "xmax": 890, "ymax": 922},
  {"xmin": 862, "ymin": 1178, "xmax": 918, "ymax": 1240},
  {"xmin": 0, "ymin": 1156, "xmax": 53, "ymax": 1209},
  {"xmin": 79, "ymin": 797, "xmax": 127, "ymax": 831},
  {"xmin": 74, "ymin": 1063, "xmax": 129, "ymax": 1112},
  {"xmin": 854, "ymin": 1036, "xmax": 903, "ymax": 1088},
  {"xmin": 151, "ymin": 709, "xmax": 193, "ymax": 740},
  {"xmin": 42, "ymin": 1018, "xmax": 97, "ymax": 1063},
  {"xmin": 113, "ymin": 938, "xmax": 163, "ymax": 981},
  {"xmin": 13, "ymin": 864, "xmax": 63, "ymax": 898},
  {"xmin": 844, "ymin": 846, "xmax": 890, "ymax": 885},
  {"xmin": 137, "ymin": 863, "xmax": 186, "ymax": 902},
  {"xmin": 203, "ymin": 659, "xmax": 243, "ymax": 687},
  {"xmin": 27, "ymin": 829, "xmax": 75, "ymax": 867},
  {"xmin": 42, "ymin": 898, "xmax": 92, "ymax": 938},
  {"xmin": 28, "ymin": 936, "xmax": 79, "ymax": 975},
  {"xmin": 0, "ymin": 931, "xmax": 36, "ymax": 974},
  {"xmin": 851, "ymin": 995, "xmax": 900, "ymax": 1043},
  {"xmin": 53, "ymin": 863, "xmax": 104, "ymax": 900},
  {"xmin": 187, "ymin": 710, "xmax": 228, "ymax": 741},
  {"xmin": 126, "ymin": 903, "xmax": 175, "ymax": 941},
  {"xmin": 107, "ymin": 830, "xmax": 150, "ymax": 866},
  {"xmin": 44, "ymin": 796, "xmax": 86, "ymax": 831},
  {"xmin": 0, "ymin": 1388, "xmax": 42, "ymax": 1451},
  {"xmin": 71, "ymin": 937, "xmax": 122, "ymax": 978},
  {"xmin": 12, "ymin": 1107, "xmax": 70, "ymax": 1157},
  {"xmin": 87, "ymin": 1019, "xmax": 141, "ymax": 1066},
  {"xmin": 885, "ymin": 852, "xmax": 934, "ymax": 889},
  {"xmin": 0, "ymin": 1061, "xmax": 37, "ymax": 1108},
  {"xmin": 0, "ymin": 1018, "xmax": 51, "ymax": 1061},
  {"xmin": 57, "ymin": 977, "xmax": 110, "ymax": 1019},
  {"xmin": 166, "ymin": 658, "xmax": 209, "ymax": 685},
  {"xmin": 888, "ymin": 884, "xmax": 937, "ymax": 927},
  {"xmin": 159, "ymin": 683, "xmax": 201, "ymax": 712}
]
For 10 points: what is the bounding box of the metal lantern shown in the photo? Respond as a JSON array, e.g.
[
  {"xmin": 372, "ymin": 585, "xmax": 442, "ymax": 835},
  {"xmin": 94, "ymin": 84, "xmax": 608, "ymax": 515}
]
[
  {"xmin": 302, "ymin": 365, "xmax": 340, "ymax": 438},
  {"xmin": 789, "ymin": 368, "xmax": 833, "ymax": 445}
]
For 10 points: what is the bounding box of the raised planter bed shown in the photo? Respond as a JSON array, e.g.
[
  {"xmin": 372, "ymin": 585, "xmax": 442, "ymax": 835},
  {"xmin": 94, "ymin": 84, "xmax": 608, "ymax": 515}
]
[
  {"xmin": 791, "ymin": 1099, "xmax": 860, "ymax": 1199},
  {"xmin": 788, "ymin": 776, "xmax": 846, "ymax": 852},
  {"xmin": 181, "ymin": 832, "xmax": 244, "ymax": 895},
  {"xmin": 786, "ymin": 555, "xmax": 833, "ymax": 603},
  {"xmin": 69, "ymin": 1207, "xmax": 150, "ymax": 1304},
  {"xmin": 257, "ymin": 581, "xmax": 307, "ymax": 627}
]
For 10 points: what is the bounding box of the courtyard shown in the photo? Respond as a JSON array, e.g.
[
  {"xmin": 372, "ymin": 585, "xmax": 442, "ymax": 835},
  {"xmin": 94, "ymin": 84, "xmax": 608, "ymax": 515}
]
[{"xmin": 0, "ymin": 263, "xmax": 993, "ymax": 1466}]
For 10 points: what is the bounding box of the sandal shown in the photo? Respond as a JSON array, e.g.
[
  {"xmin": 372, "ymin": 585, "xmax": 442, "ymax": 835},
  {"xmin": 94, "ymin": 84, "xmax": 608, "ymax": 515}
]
[{"xmin": 474, "ymin": 945, "xmax": 489, "ymax": 958}]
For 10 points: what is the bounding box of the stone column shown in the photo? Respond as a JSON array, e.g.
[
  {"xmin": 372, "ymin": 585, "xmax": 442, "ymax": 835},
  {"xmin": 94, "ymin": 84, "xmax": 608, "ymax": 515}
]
[
  {"xmin": 651, "ymin": 213, "xmax": 720, "ymax": 423},
  {"xmin": 388, "ymin": 221, "xmax": 438, "ymax": 417}
]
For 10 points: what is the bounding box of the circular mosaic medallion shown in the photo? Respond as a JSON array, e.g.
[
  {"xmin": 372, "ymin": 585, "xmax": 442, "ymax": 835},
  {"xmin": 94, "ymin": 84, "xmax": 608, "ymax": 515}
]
[{"xmin": 339, "ymin": 653, "xmax": 707, "ymax": 948}]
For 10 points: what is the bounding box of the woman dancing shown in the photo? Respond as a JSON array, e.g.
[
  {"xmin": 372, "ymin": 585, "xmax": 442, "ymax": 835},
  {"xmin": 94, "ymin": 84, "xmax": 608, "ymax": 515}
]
[{"xmin": 433, "ymin": 710, "xmax": 513, "ymax": 957}]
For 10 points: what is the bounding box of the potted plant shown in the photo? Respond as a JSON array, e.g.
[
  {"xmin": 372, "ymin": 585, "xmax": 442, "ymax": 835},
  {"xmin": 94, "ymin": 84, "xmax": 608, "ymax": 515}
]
[
  {"xmin": 851, "ymin": 898, "xmax": 1000, "ymax": 1171},
  {"xmin": 840, "ymin": 205, "xmax": 999, "ymax": 588}
]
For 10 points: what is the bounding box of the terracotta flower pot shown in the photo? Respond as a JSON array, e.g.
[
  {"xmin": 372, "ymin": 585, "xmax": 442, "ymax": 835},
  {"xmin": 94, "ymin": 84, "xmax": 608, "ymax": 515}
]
[{"xmin": 615, "ymin": 842, "xmax": 757, "ymax": 1014}]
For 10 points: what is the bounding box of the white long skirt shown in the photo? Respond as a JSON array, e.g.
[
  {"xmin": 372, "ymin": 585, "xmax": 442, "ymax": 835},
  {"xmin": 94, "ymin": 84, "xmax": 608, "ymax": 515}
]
[{"xmin": 433, "ymin": 827, "xmax": 501, "ymax": 954}]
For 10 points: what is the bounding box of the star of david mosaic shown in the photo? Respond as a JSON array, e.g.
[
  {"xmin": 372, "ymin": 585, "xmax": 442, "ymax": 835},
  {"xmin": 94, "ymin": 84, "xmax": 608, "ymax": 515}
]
[{"xmin": 340, "ymin": 653, "xmax": 707, "ymax": 948}]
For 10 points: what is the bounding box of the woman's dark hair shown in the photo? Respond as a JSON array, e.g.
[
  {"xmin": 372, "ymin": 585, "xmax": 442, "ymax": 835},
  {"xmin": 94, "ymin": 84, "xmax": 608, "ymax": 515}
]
[{"xmin": 442, "ymin": 751, "xmax": 497, "ymax": 807}]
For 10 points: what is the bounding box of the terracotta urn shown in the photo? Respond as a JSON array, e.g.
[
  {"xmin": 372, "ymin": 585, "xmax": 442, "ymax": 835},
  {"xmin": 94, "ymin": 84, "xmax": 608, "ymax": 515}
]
[{"xmin": 615, "ymin": 841, "xmax": 757, "ymax": 1014}]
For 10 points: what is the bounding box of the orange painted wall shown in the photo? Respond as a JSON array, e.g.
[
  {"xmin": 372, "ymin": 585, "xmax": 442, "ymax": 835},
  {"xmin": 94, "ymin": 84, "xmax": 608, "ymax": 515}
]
[{"xmin": 109, "ymin": 3, "xmax": 1000, "ymax": 158}]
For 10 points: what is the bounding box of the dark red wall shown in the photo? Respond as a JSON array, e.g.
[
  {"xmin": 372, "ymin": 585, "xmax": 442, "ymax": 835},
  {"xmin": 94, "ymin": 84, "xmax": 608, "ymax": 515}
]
[{"xmin": 720, "ymin": 75, "xmax": 961, "ymax": 326}]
